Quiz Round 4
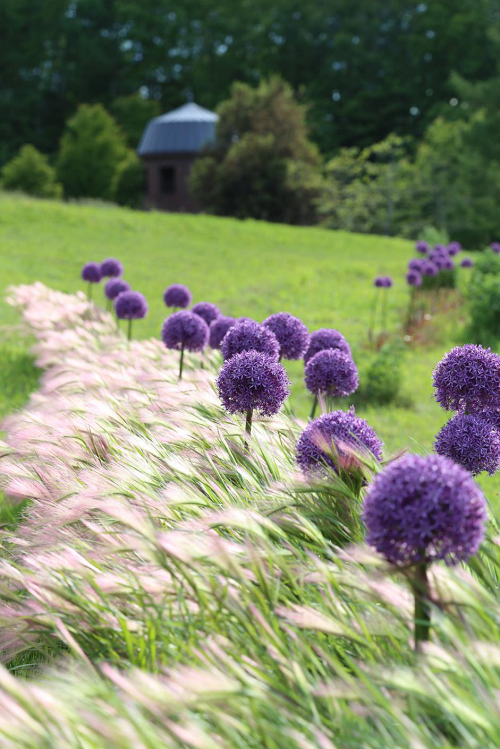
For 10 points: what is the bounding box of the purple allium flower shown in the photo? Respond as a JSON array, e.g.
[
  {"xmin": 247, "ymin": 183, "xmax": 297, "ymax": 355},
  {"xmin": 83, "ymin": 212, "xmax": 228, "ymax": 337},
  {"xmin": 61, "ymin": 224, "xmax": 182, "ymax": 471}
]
[
  {"xmin": 415, "ymin": 240, "xmax": 429, "ymax": 255},
  {"xmin": 434, "ymin": 244, "xmax": 449, "ymax": 254},
  {"xmin": 262, "ymin": 312, "xmax": 309, "ymax": 360},
  {"xmin": 305, "ymin": 349, "xmax": 359, "ymax": 398},
  {"xmin": 105, "ymin": 278, "xmax": 130, "ymax": 300},
  {"xmin": 221, "ymin": 319, "xmax": 280, "ymax": 361},
  {"xmin": 490, "ymin": 242, "xmax": 500, "ymax": 253},
  {"xmin": 161, "ymin": 310, "xmax": 209, "ymax": 352},
  {"xmin": 191, "ymin": 302, "xmax": 220, "ymax": 326},
  {"xmin": 217, "ymin": 350, "xmax": 290, "ymax": 416},
  {"xmin": 81, "ymin": 262, "xmax": 102, "ymax": 283},
  {"xmin": 296, "ymin": 408, "xmax": 383, "ymax": 476},
  {"xmin": 383, "ymin": 276, "xmax": 393, "ymax": 288},
  {"xmin": 100, "ymin": 258, "xmax": 123, "ymax": 277},
  {"xmin": 461, "ymin": 257, "xmax": 474, "ymax": 268},
  {"xmin": 374, "ymin": 277, "xmax": 386, "ymax": 288},
  {"xmin": 209, "ymin": 316, "xmax": 237, "ymax": 349},
  {"xmin": 447, "ymin": 241, "xmax": 462, "ymax": 256},
  {"xmin": 422, "ymin": 260, "xmax": 438, "ymax": 277},
  {"xmin": 363, "ymin": 454, "xmax": 487, "ymax": 566},
  {"xmin": 442, "ymin": 257, "xmax": 455, "ymax": 271},
  {"xmin": 408, "ymin": 258, "xmax": 424, "ymax": 272},
  {"xmin": 433, "ymin": 344, "xmax": 500, "ymax": 412},
  {"xmin": 481, "ymin": 407, "xmax": 500, "ymax": 430},
  {"xmin": 114, "ymin": 290, "xmax": 148, "ymax": 320},
  {"xmin": 435, "ymin": 412, "xmax": 500, "ymax": 476},
  {"xmin": 163, "ymin": 284, "xmax": 192, "ymax": 309},
  {"xmin": 303, "ymin": 329, "xmax": 351, "ymax": 365},
  {"xmin": 406, "ymin": 270, "xmax": 423, "ymax": 287}
]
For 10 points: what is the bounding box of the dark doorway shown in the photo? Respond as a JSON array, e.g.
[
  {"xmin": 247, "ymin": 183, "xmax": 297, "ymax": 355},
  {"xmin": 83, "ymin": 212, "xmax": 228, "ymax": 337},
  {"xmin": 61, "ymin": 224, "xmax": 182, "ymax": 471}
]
[{"xmin": 160, "ymin": 166, "xmax": 176, "ymax": 194}]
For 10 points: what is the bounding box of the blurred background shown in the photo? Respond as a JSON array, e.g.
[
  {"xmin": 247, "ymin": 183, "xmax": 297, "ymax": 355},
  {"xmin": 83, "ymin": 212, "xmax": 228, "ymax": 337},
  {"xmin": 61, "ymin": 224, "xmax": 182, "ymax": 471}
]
[{"xmin": 2, "ymin": 0, "xmax": 500, "ymax": 246}]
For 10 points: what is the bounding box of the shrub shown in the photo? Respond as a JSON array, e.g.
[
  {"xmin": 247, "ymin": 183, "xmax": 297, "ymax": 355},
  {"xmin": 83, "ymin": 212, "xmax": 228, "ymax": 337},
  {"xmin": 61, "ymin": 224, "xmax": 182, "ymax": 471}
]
[
  {"xmin": 467, "ymin": 250, "xmax": 500, "ymax": 345},
  {"xmin": 112, "ymin": 151, "xmax": 144, "ymax": 208},
  {"xmin": 57, "ymin": 104, "xmax": 128, "ymax": 200},
  {"xmin": 189, "ymin": 77, "xmax": 324, "ymax": 224},
  {"xmin": 1, "ymin": 145, "xmax": 62, "ymax": 198},
  {"xmin": 361, "ymin": 341, "xmax": 404, "ymax": 405}
]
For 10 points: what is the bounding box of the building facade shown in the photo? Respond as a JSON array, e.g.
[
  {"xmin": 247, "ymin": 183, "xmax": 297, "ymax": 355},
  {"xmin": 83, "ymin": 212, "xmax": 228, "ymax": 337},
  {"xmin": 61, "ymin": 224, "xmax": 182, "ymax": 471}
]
[{"xmin": 137, "ymin": 102, "xmax": 218, "ymax": 212}]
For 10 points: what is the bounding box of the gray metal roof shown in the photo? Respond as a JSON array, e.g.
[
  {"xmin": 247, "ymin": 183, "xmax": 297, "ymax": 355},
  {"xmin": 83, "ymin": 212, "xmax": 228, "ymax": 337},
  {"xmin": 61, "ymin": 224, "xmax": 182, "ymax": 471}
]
[{"xmin": 137, "ymin": 103, "xmax": 218, "ymax": 156}]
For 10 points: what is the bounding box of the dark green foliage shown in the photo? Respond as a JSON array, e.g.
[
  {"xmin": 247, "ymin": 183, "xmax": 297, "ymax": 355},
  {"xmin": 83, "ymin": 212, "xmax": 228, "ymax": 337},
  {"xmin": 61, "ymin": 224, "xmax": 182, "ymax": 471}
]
[
  {"xmin": 1, "ymin": 145, "xmax": 62, "ymax": 199},
  {"xmin": 57, "ymin": 104, "xmax": 128, "ymax": 200},
  {"xmin": 360, "ymin": 342, "xmax": 404, "ymax": 405},
  {"xmin": 0, "ymin": 341, "xmax": 39, "ymax": 421},
  {"xmin": 189, "ymin": 78, "xmax": 324, "ymax": 223},
  {"xmin": 1, "ymin": 0, "xmax": 497, "ymax": 164},
  {"xmin": 112, "ymin": 151, "xmax": 145, "ymax": 208},
  {"xmin": 110, "ymin": 94, "xmax": 161, "ymax": 148},
  {"xmin": 467, "ymin": 250, "xmax": 500, "ymax": 346}
]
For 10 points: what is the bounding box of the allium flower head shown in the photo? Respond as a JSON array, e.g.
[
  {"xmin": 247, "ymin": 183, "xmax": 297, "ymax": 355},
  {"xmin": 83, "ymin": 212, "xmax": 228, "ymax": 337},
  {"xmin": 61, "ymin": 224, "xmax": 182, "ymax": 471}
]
[
  {"xmin": 447, "ymin": 241, "xmax": 462, "ymax": 256},
  {"xmin": 296, "ymin": 408, "xmax": 383, "ymax": 476},
  {"xmin": 163, "ymin": 284, "xmax": 192, "ymax": 309},
  {"xmin": 435, "ymin": 412, "xmax": 500, "ymax": 476},
  {"xmin": 416, "ymin": 240, "xmax": 429, "ymax": 255},
  {"xmin": 432, "ymin": 344, "xmax": 500, "ymax": 412},
  {"xmin": 406, "ymin": 270, "xmax": 422, "ymax": 287},
  {"xmin": 262, "ymin": 312, "xmax": 309, "ymax": 360},
  {"xmin": 383, "ymin": 276, "xmax": 393, "ymax": 288},
  {"xmin": 363, "ymin": 454, "xmax": 487, "ymax": 566},
  {"xmin": 305, "ymin": 349, "xmax": 359, "ymax": 397},
  {"xmin": 100, "ymin": 258, "xmax": 123, "ymax": 277},
  {"xmin": 303, "ymin": 329, "xmax": 351, "ymax": 365},
  {"xmin": 191, "ymin": 302, "xmax": 220, "ymax": 326},
  {"xmin": 209, "ymin": 316, "xmax": 237, "ymax": 349},
  {"xmin": 408, "ymin": 258, "xmax": 424, "ymax": 272},
  {"xmin": 461, "ymin": 257, "xmax": 474, "ymax": 268},
  {"xmin": 434, "ymin": 244, "xmax": 449, "ymax": 254},
  {"xmin": 442, "ymin": 257, "xmax": 455, "ymax": 271},
  {"xmin": 422, "ymin": 260, "xmax": 438, "ymax": 277},
  {"xmin": 161, "ymin": 310, "xmax": 209, "ymax": 352},
  {"xmin": 105, "ymin": 278, "xmax": 130, "ymax": 300},
  {"xmin": 217, "ymin": 350, "xmax": 290, "ymax": 416},
  {"xmin": 81, "ymin": 262, "xmax": 102, "ymax": 283},
  {"xmin": 374, "ymin": 277, "xmax": 385, "ymax": 288},
  {"xmin": 490, "ymin": 242, "xmax": 500, "ymax": 253},
  {"xmin": 221, "ymin": 319, "xmax": 280, "ymax": 361},
  {"xmin": 114, "ymin": 290, "xmax": 148, "ymax": 320}
]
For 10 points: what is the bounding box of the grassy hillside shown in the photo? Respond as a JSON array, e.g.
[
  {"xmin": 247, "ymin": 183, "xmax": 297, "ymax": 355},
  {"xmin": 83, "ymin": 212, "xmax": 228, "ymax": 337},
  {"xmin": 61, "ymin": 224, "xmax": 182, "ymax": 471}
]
[{"xmin": 0, "ymin": 191, "xmax": 480, "ymax": 487}]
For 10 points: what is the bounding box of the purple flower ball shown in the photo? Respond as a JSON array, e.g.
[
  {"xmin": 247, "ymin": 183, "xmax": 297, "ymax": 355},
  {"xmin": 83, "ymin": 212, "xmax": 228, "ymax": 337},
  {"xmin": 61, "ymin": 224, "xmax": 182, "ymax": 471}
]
[
  {"xmin": 305, "ymin": 349, "xmax": 359, "ymax": 398},
  {"xmin": 81, "ymin": 262, "xmax": 102, "ymax": 283},
  {"xmin": 362, "ymin": 454, "xmax": 487, "ymax": 566},
  {"xmin": 161, "ymin": 310, "xmax": 209, "ymax": 352},
  {"xmin": 422, "ymin": 260, "xmax": 438, "ymax": 277},
  {"xmin": 209, "ymin": 316, "xmax": 237, "ymax": 349},
  {"xmin": 164, "ymin": 284, "xmax": 192, "ymax": 309},
  {"xmin": 105, "ymin": 278, "xmax": 130, "ymax": 300},
  {"xmin": 435, "ymin": 412, "xmax": 500, "ymax": 476},
  {"xmin": 262, "ymin": 312, "xmax": 309, "ymax": 360},
  {"xmin": 296, "ymin": 408, "xmax": 383, "ymax": 476},
  {"xmin": 408, "ymin": 259, "xmax": 424, "ymax": 272},
  {"xmin": 442, "ymin": 257, "xmax": 455, "ymax": 271},
  {"xmin": 221, "ymin": 319, "xmax": 280, "ymax": 361},
  {"xmin": 447, "ymin": 241, "xmax": 462, "ymax": 256},
  {"xmin": 406, "ymin": 270, "xmax": 423, "ymax": 287},
  {"xmin": 217, "ymin": 350, "xmax": 290, "ymax": 416},
  {"xmin": 461, "ymin": 257, "xmax": 474, "ymax": 268},
  {"xmin": 374, "ymin": 277, "xmax": 386, "ymax": 288},
  {"xmin": 114, "ymin": 291, "xmax": 148, "ymax": 320},
  {"xmin": 100, "ymin": 258, "xmax": 123, "ymax": 277},
  {"xmin": 303, "ymin": 329, "xmax": 351, "ymax": 365},
  {"xmin": 434, "ymin": 244, "xmax": 449, "ymax": 255},
  {"xmin": 433, "ymin": 344, "xmax": 500, "ymax": 412},
  {"xmin": 415, "ymin": 240, "xmax": 429, "ymax": 255},
  {"xmin": 383, "ymin": 276, "xmax": 393, "ymax": 288},
  {"xmin": 191, "ymin": 302, "xmax": 220, "ymax": 326},
  {"xmin": 490, "ymin": 243, "xmax": 500, "ymax": 254}
]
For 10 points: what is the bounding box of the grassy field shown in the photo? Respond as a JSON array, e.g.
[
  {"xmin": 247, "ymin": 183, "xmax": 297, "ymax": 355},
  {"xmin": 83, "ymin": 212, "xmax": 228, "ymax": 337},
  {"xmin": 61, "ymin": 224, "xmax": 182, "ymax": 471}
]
[{"xmin": 0, "ymin": 191, "xmax": 483, "ymax": 485}]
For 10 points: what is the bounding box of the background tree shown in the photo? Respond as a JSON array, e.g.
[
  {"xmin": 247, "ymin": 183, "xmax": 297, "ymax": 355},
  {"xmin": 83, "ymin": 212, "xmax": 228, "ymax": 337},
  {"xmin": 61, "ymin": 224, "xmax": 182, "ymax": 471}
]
[
  {"xmin": 189, "ymin": 77, "xmax": 324, "ymax": 224},
  {"xmin": 1, "ymin": 145, "xmax": 62, "ymax": 199},
  {"xmin": 57, "ymin": 104, "xmax": 128, "ymax": 200},
  {"xmin": 110, "ymin": 94, "xmax": 161, "ymax": 148}
]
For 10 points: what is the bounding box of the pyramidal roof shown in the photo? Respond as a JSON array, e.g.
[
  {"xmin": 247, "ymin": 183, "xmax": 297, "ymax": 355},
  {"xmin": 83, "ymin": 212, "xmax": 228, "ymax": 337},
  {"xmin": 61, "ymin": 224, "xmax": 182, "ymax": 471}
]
[{"xmin": 137, "ymin": 102, "xmax": 219, "ymax": 155}]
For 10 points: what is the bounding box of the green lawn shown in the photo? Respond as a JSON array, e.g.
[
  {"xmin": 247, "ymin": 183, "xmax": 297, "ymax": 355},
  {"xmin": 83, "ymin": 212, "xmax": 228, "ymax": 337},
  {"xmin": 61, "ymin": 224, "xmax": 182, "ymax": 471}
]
[{"xmin": 0, "ymin": 191, "xmax": 491, "ymax": 492}]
